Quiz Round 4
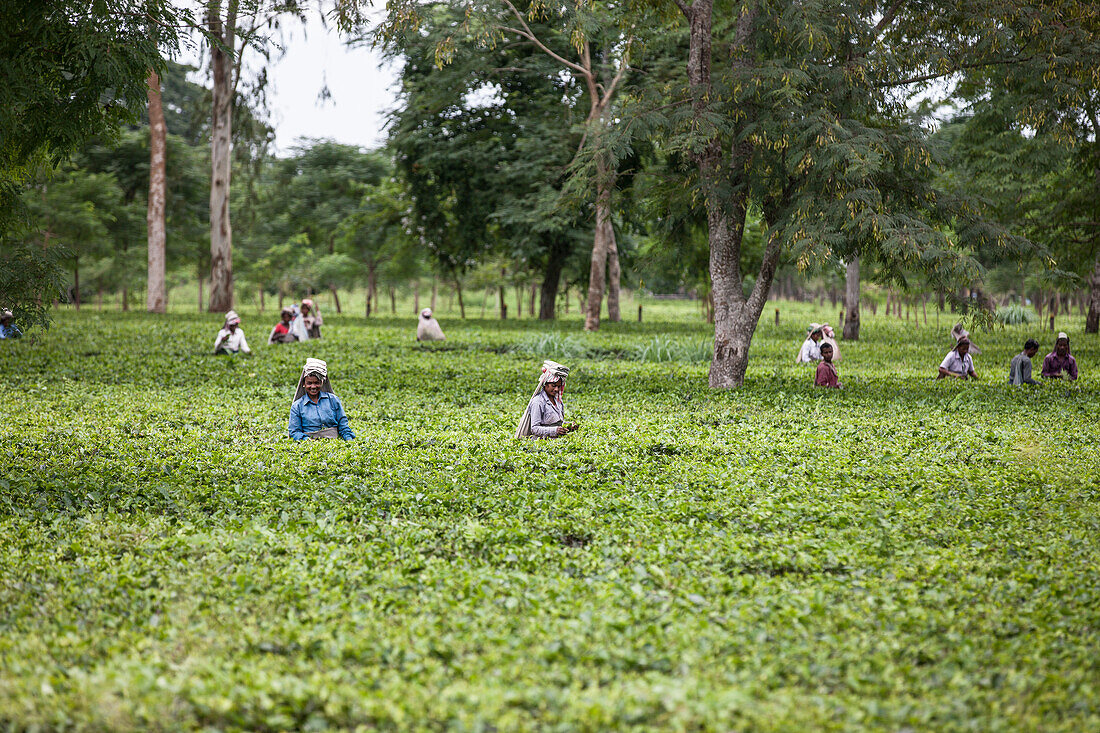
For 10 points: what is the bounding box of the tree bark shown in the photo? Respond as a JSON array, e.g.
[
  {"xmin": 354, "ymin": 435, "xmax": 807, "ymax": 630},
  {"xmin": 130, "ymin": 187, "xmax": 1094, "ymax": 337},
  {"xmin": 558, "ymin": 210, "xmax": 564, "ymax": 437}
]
[
  {"xmin": 413, "ymin": 280, "xmax": 420, "ymax": 314},
  {"xmin": 389, "ymin": 286, "xmax": 396, "ymax": 314},
  {"xmin": 540, "ymin": 239, "xmax": 568, "ymax": 320},
  {"xmin": 843, "ymin": 256, "xmax": 860, "ymax": 340},
  {"xmin": 330, "ymin": 286, "xmax": 342, "ymax": 314},
  {"xmin": 207, "ymin": 0, "xmax": 237, "ymax": 313},
  {"xmin": 529, "ymin": 283, "xmax": 537, "ymax": 317},
  {"xmin": 584, "ymin": 167, "xmax": 613, "ymax": 330},
  {"xmin": 73, "ymin": 259, "xmax": 80, "ymax": 310},
  {"xmin": 146, "ymin": 69, "xmax": 168, "ymax": 314},
  {"xmin": 607, "ymin": 217, "xmax": 621, "ymax": 321},
  {"xmin": 1087, "ymin": 254, "xmax": 1100, "ymax": 333},
  {"xmin": 499, "ymin": 267, "xmax": 507, "ymax": 319}
]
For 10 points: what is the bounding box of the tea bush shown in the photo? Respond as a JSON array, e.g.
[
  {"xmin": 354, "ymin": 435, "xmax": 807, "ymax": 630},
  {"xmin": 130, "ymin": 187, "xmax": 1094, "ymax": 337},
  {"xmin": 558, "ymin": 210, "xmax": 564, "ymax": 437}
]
[{"xmin": 0, "ymin": 305, "xmax": 1097, "ymax": 731}]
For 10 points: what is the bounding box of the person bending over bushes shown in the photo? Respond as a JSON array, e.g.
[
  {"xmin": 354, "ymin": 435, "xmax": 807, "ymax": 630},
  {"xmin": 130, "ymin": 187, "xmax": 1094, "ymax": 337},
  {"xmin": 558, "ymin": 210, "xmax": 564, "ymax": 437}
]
[
  {"xmin": 1041, "ymin": 333, "xmax": 1078, "ymax": 381},
  {"xmin": 516, "ymin": 360, "xmax": 578, "ymax": 439},
  {"xmin": 938, "ymin": 337, "xmax": 978, "ymax": 380},
  {"xmin": 214, "ymin": 311, "xmax": 250, "ymax": 354},
  {"xmin": 289, "ymin": 358, "xmax": 355, "ymax": 441},
  {"xmin": 1008, "ymin": 339, "xmax": 1040, "ymax": 386},
  {"xmin": 268, "ymin": 308, "xmax": 298, "ymax": 344}
]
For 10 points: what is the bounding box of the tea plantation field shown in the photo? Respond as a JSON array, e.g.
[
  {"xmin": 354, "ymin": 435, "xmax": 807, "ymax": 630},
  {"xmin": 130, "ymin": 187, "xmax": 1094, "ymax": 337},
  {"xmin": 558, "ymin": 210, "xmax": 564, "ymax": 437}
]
[{"xmin": 1, "ymin": 304, "xmax": 1098, "ymax": 731}]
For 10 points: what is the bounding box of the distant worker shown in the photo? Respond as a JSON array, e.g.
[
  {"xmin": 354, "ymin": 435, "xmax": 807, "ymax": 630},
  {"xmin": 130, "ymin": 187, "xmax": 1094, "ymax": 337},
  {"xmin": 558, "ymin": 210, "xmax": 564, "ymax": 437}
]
[
  {"xmin": 214, "ymin": 310, "xmax": 250, "ymax": 355},
  {"xmin": 268, "ymin": 307, "xmax": 298, "ymax": 344},
  {"xmin": 288, "ymin": 358, "xmax": 355, "ymax": 440},
  {"xmin": 814, "ymin": 342, "xmax": 841, "ymax": 388},
  {"xmin": 950, "ymin": 323, "xmax": 982, "ymax": 354},
  {"xmin": 820, "ymin": 324, "xmax": 841, "ymax": 362},
  {"xmin": 1008, "ymin": 339, "xmax": 1040, "ymax": 386},
  {"xmin": 1041, "ymin": 332, "xmax": 1078, "ymax": 381},
  {"xmin": 416, "ymin": 308, "xmax": 445, "ymax": 341},
  {"xmin": 938, "ymin": 336, "xmax": 978, "ymax": 380},
  {"xmin": 0, "ymin": 310, "xmax": 22, "ymax": 339},
  {"xmin": 796, "ymin": 323, "xmax": 824, "ymax": 363},
  {"xmin": 516, "ymin": 360, "xmax": 578, "ymax": 439},
  {"xmin": 290, "ymin": 298, "xmax": 322, "ymax": 341}
]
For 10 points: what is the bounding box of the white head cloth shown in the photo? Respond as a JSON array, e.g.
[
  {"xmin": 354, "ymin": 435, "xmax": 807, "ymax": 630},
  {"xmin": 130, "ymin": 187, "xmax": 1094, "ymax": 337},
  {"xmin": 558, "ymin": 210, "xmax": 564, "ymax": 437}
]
[
  {"xmin": 421, "ymin": 308, "xmax": 432, "ymax": 318},
  {"xmin": 224, "ymin": 310, "xmax": 241, "ymax": 326},
  {"xmin": 515, "ymin": 360, "xmax": 569, "ymax": 438},
  {"xmin": 293, "ymin": 358, "xmax": 335, "ymax": 404}
]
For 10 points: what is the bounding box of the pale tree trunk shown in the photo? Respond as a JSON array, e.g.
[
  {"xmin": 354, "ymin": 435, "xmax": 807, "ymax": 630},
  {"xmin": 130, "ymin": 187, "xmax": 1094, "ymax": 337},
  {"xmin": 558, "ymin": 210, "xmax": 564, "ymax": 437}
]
[
  {"xmin": 584, "ymin": 165, "xmax": 612, "ymax": 330},
  {"xmin": 843, "ymin": 255, "xmax": 860, "ymax": 340},
  {"xmin": 389, "ymin": 286, "xmax": 396, "ymax": 314},
  {"xmin": 413, "ymin": 280, "xmax": 420, "ymax": 314},
  {"xmin": 1086, "ymin": 253, "xmax": 1100, "ymax": 333},
  {"xmin": 146, "ymin": 70, "xmax": 168, "ymax": 314},
  {"xmin": 607, "ymin": 220, "xmax": 621, "ymax": 321},
  {"xmin": 207, "ymin": 0, "xmax": 237, "ymax": 313}
]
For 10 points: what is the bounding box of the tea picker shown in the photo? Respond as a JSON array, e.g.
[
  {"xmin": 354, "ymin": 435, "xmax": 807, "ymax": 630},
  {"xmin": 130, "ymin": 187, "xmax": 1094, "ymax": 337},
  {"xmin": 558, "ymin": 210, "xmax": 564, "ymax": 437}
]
[
  {"xmin": 288, "ymin": 358, "xmax": 355, "ymax": 440},
  {"xmin": 515, "ymin": 360, "xmax": 578, "ymax": 439},
  {"xmin": 213, "ymin": 310, "xmax": 250, "ymax": 354},
  {"xmin": 416, "ymin": 308, "xmax": 445, "ymax": 341}
]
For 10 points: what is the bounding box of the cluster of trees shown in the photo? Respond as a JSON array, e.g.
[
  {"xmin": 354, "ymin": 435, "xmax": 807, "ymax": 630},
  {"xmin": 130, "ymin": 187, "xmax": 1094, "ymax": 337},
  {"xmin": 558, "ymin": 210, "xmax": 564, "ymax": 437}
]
[{"xmin": 4, "ymin": 1, "xmax": 1100, "ymax": 387}]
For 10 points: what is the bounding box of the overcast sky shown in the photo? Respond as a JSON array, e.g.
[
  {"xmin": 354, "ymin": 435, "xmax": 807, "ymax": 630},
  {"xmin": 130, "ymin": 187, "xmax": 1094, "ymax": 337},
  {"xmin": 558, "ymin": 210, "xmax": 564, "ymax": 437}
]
[{"xmin": 185, "ymin": 13, "xmax": 400, "ymax": 155}]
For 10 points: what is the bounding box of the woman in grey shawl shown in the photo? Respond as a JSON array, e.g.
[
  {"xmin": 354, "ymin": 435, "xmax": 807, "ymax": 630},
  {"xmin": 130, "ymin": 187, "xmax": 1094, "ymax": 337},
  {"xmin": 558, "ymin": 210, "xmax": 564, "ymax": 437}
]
[{"xmin": 515, "ymin": 360, "xmax": 578, "ymax": 439}]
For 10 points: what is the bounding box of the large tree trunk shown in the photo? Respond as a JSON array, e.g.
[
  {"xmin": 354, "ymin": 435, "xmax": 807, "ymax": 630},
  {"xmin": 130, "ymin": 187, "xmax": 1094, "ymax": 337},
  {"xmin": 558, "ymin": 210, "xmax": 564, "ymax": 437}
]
[
  {"xmin": 146, "ymin": 69, "xmax": 168, "ymax": 314},
  {"xmin": 843, "ymin": 255, "xmax": 860, "ymax": 340},
  {"xmin": 584, "ymin": 162, "xmax": 614, "ymax": 331},
  {"xmin": 540, "ymin": 239, "xmax": 568, "ymax": 320},
  {"xmin": 1086, "ymin": 253, "xmax": 1100, "ymax": 333},
  {"xmin": 607, "ymin": 219, "xmax": 621, "ymax": 321},
  {"xmin": 207, "ymin": 1, "xmax": 237, "ymax": 313}
]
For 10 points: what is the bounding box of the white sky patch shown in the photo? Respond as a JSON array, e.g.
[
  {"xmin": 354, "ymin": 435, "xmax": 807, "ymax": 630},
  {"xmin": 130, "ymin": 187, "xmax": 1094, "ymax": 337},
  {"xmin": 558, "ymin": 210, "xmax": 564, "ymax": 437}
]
[{"xmin": 180, "ymin": 9, "xmax": 400, "ymax": 155}]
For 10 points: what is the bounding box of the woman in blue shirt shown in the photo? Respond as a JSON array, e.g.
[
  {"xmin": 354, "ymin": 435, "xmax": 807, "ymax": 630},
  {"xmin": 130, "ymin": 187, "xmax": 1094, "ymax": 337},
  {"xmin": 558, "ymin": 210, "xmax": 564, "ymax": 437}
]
[{"xmin": 288, "ymin": 358, "xmax": 355, "ymax": 440}]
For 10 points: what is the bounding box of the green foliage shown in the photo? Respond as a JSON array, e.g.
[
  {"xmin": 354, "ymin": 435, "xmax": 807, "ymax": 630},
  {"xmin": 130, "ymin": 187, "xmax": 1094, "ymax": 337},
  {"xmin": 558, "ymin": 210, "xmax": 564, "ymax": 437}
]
[
  {"xmin": 995, "ymin": 304, "xmax": 1038, "ymax": 326},
  {"xmin": 1, "ymin": 304, "xmax": 1099, "ymax": 729}
]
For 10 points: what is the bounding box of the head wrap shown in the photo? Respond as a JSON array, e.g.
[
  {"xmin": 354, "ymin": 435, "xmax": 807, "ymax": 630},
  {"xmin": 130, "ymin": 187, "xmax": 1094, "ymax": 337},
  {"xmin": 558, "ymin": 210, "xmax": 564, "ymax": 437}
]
[
  {"xmin": 421, "ymin": 308, "xmax": 433, "ymax": 319},
  {"xmin": 515, "ymin": 360, "xmax": 570, "ymax": 438},
  {"xmin": 806, "ymin": 323, "xmax": 823, "ymax": 335},
  {"xmin": 293, "ymin": 358, "xmax": 335, "ymax": 404},
  {"xmin": 224, "ymin": 310, "xmax": 241, "ymax": 327},
  {"xmin": 950, "ymin": 323, "xmax": 981, "ymax": 354},
  {"xmin": 301, "ymin": 298, "xmax": 315, "ymax": 312},
  {"xmin": 1057, "ymin": 331, "xmax": 1069, "ymax": 341},
  {"xmin": 281, "ymin": 307, "xmax": 294, "ymax": 319},
  {"xmin": 0, "ymin": 309, "xmax": 12, "ymax": 320},
  {"xmin": 821, "ymin": 324, "xmax": 835, "ymax": 338}
]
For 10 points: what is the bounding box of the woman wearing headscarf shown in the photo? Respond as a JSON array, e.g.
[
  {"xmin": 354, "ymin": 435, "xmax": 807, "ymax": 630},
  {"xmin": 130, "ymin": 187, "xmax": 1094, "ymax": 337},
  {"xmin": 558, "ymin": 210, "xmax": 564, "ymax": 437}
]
[
  {"xmin": 214, "ymin": 310, "xmax": 251, "ymax": 354},
  {"xmin": 820, "ymin": 324, "xmax": 841, "ymax": 362},
  {"xmin": 289, "ymin": 299, "xmax": 322, "ymax": 341},
  {"xmin": 268, "ymin": 307, "xmax": 298, "ymax": 344},
  {"xmin": 516, "ymin": 360, "xmax": 577, "ymax": 439},
  {"xmin": 796, "ymin": 323, "xmax": 824, "ymax": 363},
  {"xmin": 288, "ymin": 358, "xmax": 355, "ymax": 440},
  {"xmin": 0, "ymin": 309, "xmax": 22, "ymax": 339},
  {"xmin": 416, "ymin": 308, "xmax": 445, "ymax": 341},
  {"xmin": 938, "ymin": 336, "xmax": 978, "ymax": 380}
]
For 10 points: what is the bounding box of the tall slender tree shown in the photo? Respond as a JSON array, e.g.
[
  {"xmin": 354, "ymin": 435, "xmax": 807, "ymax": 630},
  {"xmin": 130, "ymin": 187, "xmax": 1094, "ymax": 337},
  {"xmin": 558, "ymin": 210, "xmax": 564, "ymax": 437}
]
[{"xmin": 146, "ymin": 69, "xmax": 168, "ymax": 313}]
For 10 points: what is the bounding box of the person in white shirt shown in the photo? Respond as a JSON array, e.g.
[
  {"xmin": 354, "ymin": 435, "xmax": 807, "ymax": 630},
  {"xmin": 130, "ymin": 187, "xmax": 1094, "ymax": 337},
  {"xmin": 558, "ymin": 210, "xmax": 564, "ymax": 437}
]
[
  {"xmin": 214, "ymin": 310, "xmax": 251, "ymax": 355},
  {"xmin": 796, "ymin": 323, "xmax": 824, "ymax": 363},
  {"xmin": 938, "ymin": 337, "xmax": 977, "ymax": 380},
  {"xmin": 416, "ymin": 308, "xmax": 445, "ymax": 341}
]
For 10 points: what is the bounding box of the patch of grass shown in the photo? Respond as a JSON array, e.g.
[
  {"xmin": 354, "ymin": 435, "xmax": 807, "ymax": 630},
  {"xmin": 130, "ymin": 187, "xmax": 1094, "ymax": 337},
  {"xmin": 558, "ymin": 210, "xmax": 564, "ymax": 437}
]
[{"xmin": 0, "ymin": 305, "xmax": 1098, "ymax": 730}]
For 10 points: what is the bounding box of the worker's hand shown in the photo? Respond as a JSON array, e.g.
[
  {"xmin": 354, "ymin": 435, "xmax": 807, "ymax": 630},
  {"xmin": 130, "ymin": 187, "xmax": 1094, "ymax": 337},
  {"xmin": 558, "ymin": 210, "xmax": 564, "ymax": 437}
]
[{"xmin": 556, "ymin": 427, "xmax": 569, "ymax": 436}]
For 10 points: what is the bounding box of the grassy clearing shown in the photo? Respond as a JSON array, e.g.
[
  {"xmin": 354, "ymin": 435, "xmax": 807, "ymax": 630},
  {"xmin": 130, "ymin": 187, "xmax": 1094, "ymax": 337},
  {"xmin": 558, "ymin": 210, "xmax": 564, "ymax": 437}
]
[{"xmin": 1, "ymin": 304, "xmax": 1098, "ymax": 731}]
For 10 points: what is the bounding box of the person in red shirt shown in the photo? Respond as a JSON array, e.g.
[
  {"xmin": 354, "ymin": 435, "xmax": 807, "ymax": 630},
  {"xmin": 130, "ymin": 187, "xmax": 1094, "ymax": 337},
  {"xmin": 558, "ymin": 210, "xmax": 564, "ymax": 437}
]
[
  {"xmin": 267, "ymin": 307, "xmax": 298, "ymax": 344},
  {"xmin": 815, "ymin": 343, "xmax": 841, "ymax": 388}
]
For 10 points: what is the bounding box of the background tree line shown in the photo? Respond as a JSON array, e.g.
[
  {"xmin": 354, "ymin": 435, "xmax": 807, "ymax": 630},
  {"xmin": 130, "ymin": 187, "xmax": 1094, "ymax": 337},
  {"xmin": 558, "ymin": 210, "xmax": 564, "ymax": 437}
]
[{"xmin": 3, "ymin": 0, "xmax": 1099, "ymax": 387}]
